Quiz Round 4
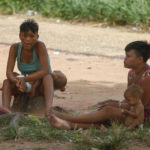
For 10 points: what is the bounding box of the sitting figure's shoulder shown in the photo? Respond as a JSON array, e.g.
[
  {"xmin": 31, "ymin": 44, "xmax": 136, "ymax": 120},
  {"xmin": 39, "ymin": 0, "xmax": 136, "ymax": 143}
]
[
  {"xmin": 35, "ymin": 41, "xmax": 47, "ymax": 51},
  {"xmin": 9, "ymin": 43, "xmax": 20, "ymax": 54},
  {"xmin": 141, "ymin": 68, "xmax": 150, "ymax": 82},
  {"xmin": 128, "ymin": 69, "xmax": 135, "ymax": 81},
  {"xmin": 36, "ymin": 41, "xmax": 45, "ymax": 47},
  {"xmin": 10, "ymin": 42, "xmax": 20, "ymax": 49}
]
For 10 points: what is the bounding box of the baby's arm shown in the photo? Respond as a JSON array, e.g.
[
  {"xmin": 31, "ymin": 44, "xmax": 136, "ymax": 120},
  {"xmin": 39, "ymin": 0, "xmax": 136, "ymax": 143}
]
[
  {"xmin": 32, "ymin": 80, "xmax": 41, "ymax": 89},
  {"xmin": 123, "ymin": 104, "xmax": 143, "ymax": 118},
  {"xmin": 30, "ymin": 80, "xmax": 41, "ymax": 96},
  {"xmin": 123, "ymin": 109, "xmax": 138, "ymax": 118}
]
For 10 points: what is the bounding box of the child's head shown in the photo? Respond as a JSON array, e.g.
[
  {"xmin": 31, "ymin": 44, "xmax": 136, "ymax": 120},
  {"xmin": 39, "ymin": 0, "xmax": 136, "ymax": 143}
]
[
  {"xmin": 124, "ymin": 84, "xmax": 143, "ymax": 105},
  {"xmin": 20, "ymin": 19, "xmax": 39, "ymax": 34},
  {"xmin": 19, "ymin": 19, "xmax": 39, "ymax": 49},
  {"xmin": 52, "ymin": 71, "xmax": 67, "ymax": 91}
]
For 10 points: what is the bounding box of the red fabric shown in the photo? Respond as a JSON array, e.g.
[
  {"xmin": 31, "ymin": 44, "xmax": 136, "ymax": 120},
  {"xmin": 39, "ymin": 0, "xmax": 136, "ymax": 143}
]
[{"xmin": 0, "ymin": 107, "xmax": 9, "ymax": 115}]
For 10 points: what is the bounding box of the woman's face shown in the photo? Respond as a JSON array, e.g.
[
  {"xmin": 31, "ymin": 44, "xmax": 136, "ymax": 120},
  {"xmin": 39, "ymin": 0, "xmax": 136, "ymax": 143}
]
[
  {"xmin": 19, "ymin": 30, "xmax": 39, "ymax": 50},
  {"xmin": 124, "ymin": 49, "xmax": 142, "ymax": 69}
]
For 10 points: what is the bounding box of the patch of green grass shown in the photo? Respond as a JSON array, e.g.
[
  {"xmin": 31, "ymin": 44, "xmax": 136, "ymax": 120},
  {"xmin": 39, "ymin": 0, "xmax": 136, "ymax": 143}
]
[
  {"xmin": 94, "ymin": 129, "xmax": 128, "ymax": 150},
  {"xmin": 132, "ymin": 127, "xmax": 150, "ymax": 146},
  {"xmin": 0, "ymin": 116, "xmax": 150, "ymax": 150},
  {"xmin": 0, "ymin": 0, "xmax": 150, "ymax": 28},
  {"xmin": 0, "ymin": 118, "xmax": 10, "ymax": 128},
  {"xmin": 0, "ymin": 127, "xmax": 17, "ymax": 140}
]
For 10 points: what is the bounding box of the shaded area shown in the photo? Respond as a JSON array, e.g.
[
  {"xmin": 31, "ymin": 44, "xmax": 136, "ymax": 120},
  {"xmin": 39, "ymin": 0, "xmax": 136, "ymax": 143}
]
[
  {"xmin": 0, "ymin": 80, "xmax": 126, "ymax": 116},
  {"xmin": 53, "ymin": 80, "xmax": 126, "ymax": 113}
]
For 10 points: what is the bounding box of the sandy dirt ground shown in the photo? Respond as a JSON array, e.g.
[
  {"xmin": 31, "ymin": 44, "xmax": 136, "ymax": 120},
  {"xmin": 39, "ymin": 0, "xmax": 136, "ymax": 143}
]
[{"xmin": 0, "ymin": 15, "xmax": 150, "ymax": 149}]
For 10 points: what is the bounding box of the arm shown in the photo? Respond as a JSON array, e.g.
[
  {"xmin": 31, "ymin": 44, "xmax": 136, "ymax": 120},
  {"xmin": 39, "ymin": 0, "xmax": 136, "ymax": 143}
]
[
  {"xmin": 123, "ymin": 105, "xmax": 143, "ymax": 119},
  {"xmin": 24, "ymin": 41, "xmax": 50, "ymax": 82},
  {"xmin": 141, "ymin": 77, "xmax": 150, "ymax": 108},
  {"xmin": 123, "ymin": 109, "xmax": 138, "ymax": 118},
  {"xmin": 6, "ymin": 44, "xmax": 18, "ymax": 84},
  {"xmin": 32, "ymin": 80, "xmax": 41, "ymax": 89},
  {"xmin": 98, "ymin": 101, "xmax": 130, "ymax": 110},
  {"xmin": 30, "ymin": 80, "xmax": 41, "ymax": 97}
]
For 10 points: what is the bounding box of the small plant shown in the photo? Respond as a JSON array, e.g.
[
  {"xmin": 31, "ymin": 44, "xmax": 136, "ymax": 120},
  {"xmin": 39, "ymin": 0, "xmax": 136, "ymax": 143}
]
[
  {"xmin": 0, "ymin": 115, "xmax": 150, "ymax": 150},
  {"xmin": 94, "ymin": 124, "xmax": 128, "ymax": 150}
]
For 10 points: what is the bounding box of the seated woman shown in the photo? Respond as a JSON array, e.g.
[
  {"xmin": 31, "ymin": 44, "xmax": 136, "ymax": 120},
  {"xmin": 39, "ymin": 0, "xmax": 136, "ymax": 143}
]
[
  {"xmin": 50, "ymin": 41, "xmax": 150, "ymax": 129},
  {"xmin": 0, "ymin": 19, "xmax": 67, "ymax": 117},
  {"xmin": 51, "ymin": 84, "xmax": 144, "ymax": 130}
]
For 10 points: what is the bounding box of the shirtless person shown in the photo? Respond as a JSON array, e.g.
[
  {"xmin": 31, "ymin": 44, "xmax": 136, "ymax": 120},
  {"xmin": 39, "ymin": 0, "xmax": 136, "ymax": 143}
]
[
  {"xmin": 50, "ymin": 84, "xmax": 144, "ymax": 130},
  {"xmin": 122, "ymin": 84, "xmax": 144, "ymax": 129}
]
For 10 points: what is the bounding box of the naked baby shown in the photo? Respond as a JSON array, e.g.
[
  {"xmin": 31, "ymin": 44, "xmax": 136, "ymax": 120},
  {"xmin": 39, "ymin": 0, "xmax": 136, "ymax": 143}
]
[{"xmin": 50, "ymin": 84, "xmax": 144, "ymax": 130}]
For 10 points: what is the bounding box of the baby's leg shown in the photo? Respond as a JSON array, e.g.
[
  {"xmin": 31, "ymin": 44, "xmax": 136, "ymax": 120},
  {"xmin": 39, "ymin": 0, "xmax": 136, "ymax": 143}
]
[
  {"xmin": 100, "ymin": 124, "xmax": 108, "ymax": 132},
  {"xmin": 128, "ymin": 120, "xmax": 140, "ymax": 130},
  {"xmin": 30, "ymin": 80, "xmax": 41, "ymax": 97}
]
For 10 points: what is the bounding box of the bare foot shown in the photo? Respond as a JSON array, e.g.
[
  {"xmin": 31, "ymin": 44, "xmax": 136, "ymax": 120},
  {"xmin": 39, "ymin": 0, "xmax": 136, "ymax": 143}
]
[
  {"xmin": 50, "ymin": 115, "xmax": 71, "ymax": 130},
  {"xmin": 100, "ymin": 124, "xmax": 107, "ymax": 132}
]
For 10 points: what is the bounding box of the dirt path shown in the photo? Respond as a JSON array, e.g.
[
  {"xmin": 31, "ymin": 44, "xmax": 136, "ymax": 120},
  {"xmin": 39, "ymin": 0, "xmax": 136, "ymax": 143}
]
[{"xmin": 0, "ymin": 15, "xmax": 150, "ymax": 57}]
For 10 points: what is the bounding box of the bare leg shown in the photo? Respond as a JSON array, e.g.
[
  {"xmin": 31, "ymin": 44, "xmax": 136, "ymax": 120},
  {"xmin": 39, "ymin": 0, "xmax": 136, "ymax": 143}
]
[
  {"xmin": 100, "ymin": 124, "xmax": 108, "ymax": 132},
  {"xmin": 2, "ymin": 79, "xmax": 13, "ymax": 110},
  {"xmin": 41, "ymin": 74, "xmax": 54, "ymax": 117},
  {"xmin": 53, "ymin": 106, "xmax": 123, "ymax": 124},
  {"xmin": 128, "ymin": 120, "xmax": 141, "ymax": 130},
  {"xmin": 2, "ymin": 72, "xmax": 19, "ymax": 110},
  {"xmin": 50, "ymin": 115, "xmax": 100, "ymax": 130}
]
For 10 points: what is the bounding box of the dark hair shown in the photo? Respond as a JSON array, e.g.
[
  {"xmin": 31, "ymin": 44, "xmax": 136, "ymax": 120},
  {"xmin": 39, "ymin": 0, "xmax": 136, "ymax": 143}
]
[
  {"xmin": 20, "ymin": 19, "xmax": 39, "ymax": 34},
  {"xmin": 124, "ymin": 84, "xmax": 143, "ymax": 99},
  {"xmin": 125, "ymin": 41, "xmax": 150, "ymax": 62},
  {"xmin": 52, "ymin": 71, "xmax": 67, "ymax": 90}
]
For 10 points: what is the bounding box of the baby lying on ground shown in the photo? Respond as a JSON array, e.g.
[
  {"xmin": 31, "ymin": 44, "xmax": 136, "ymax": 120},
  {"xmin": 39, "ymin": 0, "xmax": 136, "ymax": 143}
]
[{"xmin": 50, "ymin": 84, "xmax": 144, "ymax": 130}]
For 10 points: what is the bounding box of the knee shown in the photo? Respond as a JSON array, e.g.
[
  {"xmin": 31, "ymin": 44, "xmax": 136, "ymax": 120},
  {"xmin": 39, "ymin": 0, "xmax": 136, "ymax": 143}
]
[
  {"xmin": 52, "ymin": 70, "xmax": 67, "ymax": 91},
  {"xmin": 3, "ymin": 79, "xmax": 10, "ymax": 86},
  {"xmin": 1, "ymin": 79, "xmax": 11, "ymax": 90},
  {"xmin": 42, "ymin": 74, "xmax": 53, "ymax": 84}
]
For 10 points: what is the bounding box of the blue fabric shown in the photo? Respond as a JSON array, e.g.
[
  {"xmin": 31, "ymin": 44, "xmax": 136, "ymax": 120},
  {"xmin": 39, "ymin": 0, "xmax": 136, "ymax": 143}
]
[{"xmin": 17, "ymin": 43, "xmax": 52, "ymax": 76}]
